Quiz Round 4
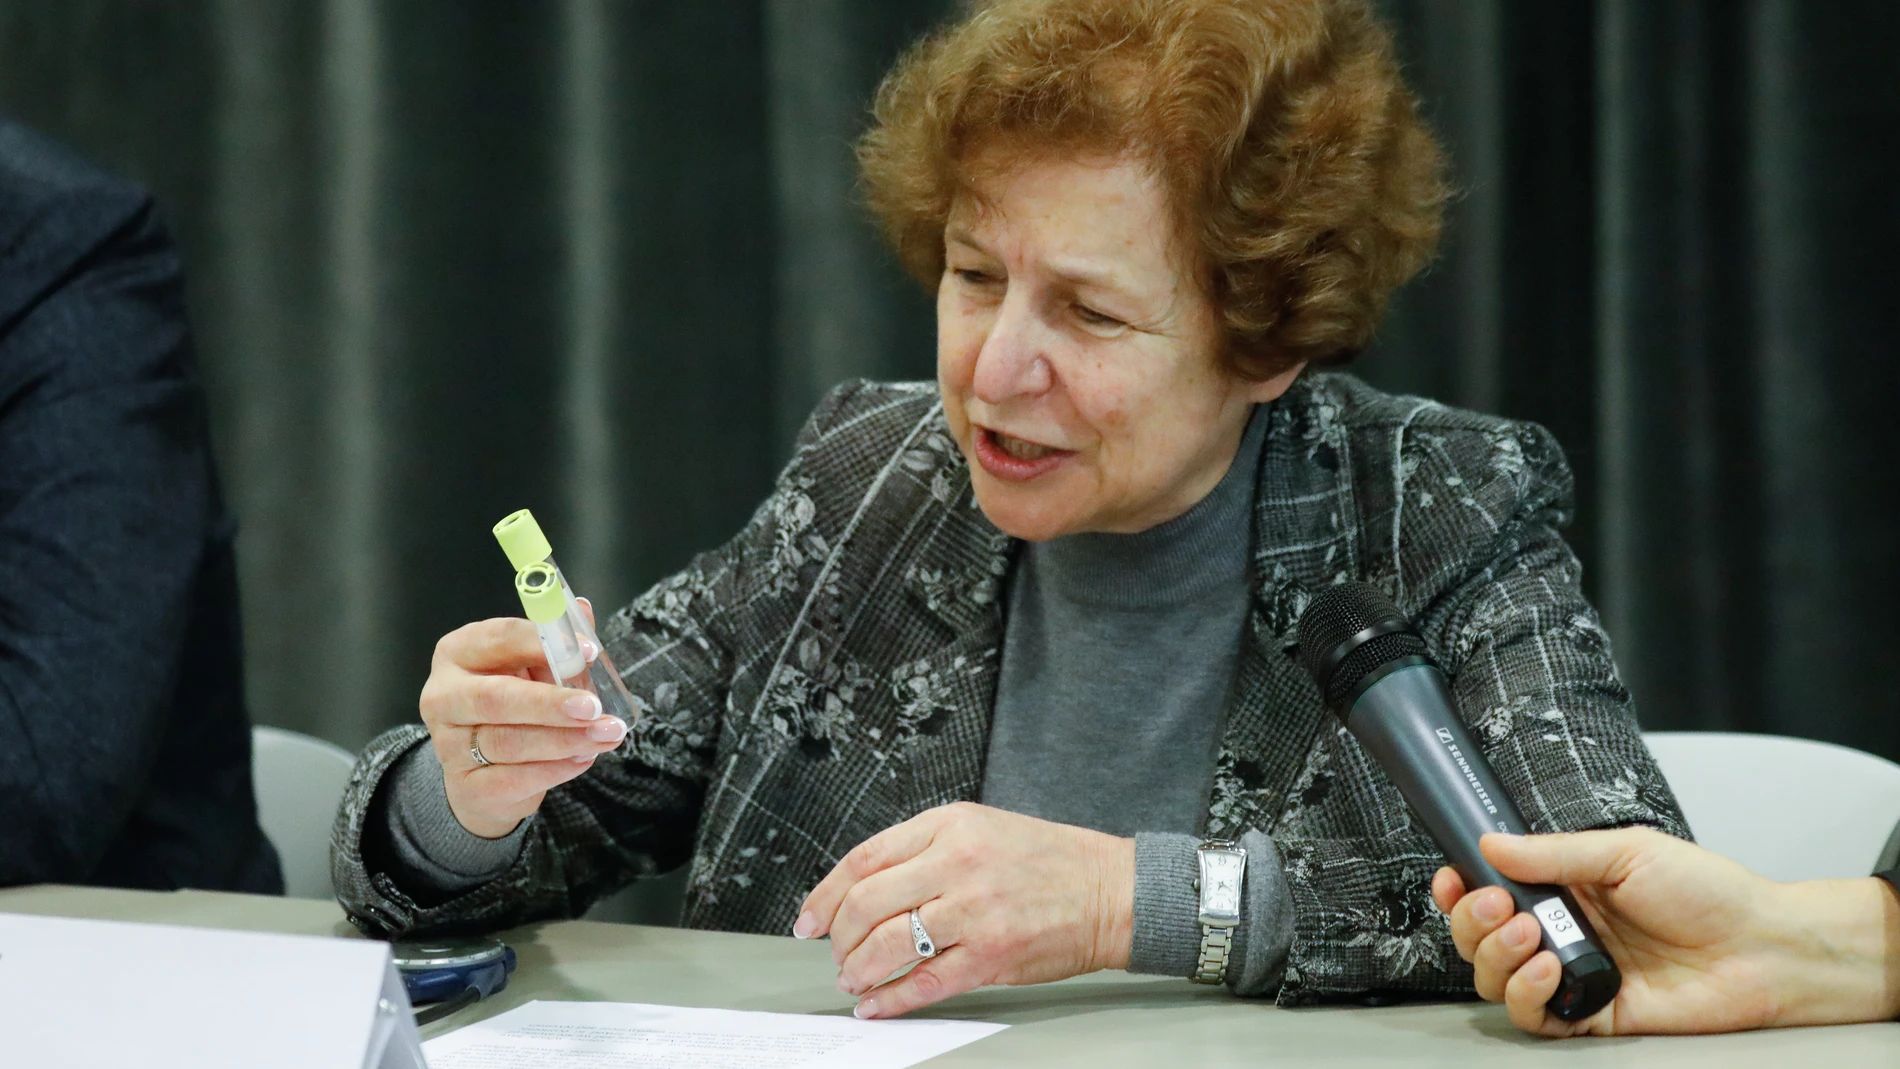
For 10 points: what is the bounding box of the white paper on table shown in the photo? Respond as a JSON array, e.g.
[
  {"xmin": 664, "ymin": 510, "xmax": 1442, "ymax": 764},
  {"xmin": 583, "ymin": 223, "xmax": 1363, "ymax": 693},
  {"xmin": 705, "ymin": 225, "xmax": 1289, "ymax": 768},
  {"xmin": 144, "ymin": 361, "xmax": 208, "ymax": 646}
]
[{"xmin": 422, "ymin": 999, "xmax": 1007, "ymax": 1068}]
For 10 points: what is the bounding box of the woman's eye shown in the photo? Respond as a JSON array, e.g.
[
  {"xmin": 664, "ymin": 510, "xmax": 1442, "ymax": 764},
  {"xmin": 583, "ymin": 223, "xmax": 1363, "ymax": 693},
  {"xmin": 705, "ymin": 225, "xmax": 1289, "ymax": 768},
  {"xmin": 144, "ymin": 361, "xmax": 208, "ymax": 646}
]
[
  {"xmin": 1075, "ymin": 305, "xmax": 1123, "ymax": 328},
  {"xmin": 953, "ymin": 268, "xmax": 995, "ymax": 286}
]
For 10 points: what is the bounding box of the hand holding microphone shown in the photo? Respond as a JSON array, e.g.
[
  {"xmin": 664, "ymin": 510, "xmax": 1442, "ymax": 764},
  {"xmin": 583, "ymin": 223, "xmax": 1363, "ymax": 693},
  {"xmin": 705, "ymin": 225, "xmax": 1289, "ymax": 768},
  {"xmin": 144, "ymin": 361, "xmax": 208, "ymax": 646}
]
[
  {"xmin": 1295, "ymin": 582, "xmax": 1622, "ymax": 1021},
  {"xmin": 1436, "ymin": 827, "xmax": 1900, "ymax": 1036}
]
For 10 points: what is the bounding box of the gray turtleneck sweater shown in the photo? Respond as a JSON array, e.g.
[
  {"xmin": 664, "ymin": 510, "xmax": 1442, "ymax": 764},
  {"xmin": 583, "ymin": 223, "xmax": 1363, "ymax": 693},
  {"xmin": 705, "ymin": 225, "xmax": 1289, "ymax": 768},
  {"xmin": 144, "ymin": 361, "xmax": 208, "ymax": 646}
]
[
  {"xmin": 980, "ymin": 404, "xmax": 1289, "ymax": 991},
  {"xmin": 378, "ymin": 405, "xmax": 1292, "ymax": 993}
]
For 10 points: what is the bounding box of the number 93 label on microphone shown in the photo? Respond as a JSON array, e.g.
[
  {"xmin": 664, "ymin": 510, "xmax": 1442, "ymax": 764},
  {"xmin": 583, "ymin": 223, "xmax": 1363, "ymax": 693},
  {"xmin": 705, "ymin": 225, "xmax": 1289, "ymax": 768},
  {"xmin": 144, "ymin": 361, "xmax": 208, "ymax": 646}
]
[{"xmin": 1530, "ymin": 896, "xmax": 1586, "ymax": 949}]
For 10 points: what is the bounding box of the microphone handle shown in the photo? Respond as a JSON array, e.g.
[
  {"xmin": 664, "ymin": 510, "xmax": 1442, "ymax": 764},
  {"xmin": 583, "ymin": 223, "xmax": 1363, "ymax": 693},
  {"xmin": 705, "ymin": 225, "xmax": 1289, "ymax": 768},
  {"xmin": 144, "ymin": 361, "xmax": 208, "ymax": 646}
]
[{"xmin": 1340, "ymin": 663, "xmax": 1621, "ymax": 1022}]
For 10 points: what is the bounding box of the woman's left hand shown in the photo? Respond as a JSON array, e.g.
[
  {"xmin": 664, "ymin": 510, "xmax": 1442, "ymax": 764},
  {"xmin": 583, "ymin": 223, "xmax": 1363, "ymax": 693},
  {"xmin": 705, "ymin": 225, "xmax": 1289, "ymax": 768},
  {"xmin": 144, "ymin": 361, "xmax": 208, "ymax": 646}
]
[{"xmin": 794, "ymin": 801, "xmax": 1135, "ymax": 1019}]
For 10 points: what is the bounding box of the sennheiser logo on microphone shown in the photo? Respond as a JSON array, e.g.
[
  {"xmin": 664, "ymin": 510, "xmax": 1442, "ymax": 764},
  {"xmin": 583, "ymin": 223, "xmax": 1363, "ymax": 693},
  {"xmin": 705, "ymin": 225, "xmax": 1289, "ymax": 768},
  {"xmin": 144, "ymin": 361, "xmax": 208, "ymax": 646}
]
[{"xmin": 1435, "ymin": 726, "xmax": 1499, "ymax": 816}]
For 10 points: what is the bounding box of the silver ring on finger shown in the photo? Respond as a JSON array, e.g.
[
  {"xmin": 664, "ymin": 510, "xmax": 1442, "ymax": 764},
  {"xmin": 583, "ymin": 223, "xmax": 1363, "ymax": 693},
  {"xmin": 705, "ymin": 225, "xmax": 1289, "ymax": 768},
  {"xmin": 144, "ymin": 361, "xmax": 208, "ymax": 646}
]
[
  {"xmin": 909, "ymin": 907, "xmax": 937, "ymax": 959},
  {"xmin": 470, "ymin": 726, "xmax": 493, "ymax": 767}
]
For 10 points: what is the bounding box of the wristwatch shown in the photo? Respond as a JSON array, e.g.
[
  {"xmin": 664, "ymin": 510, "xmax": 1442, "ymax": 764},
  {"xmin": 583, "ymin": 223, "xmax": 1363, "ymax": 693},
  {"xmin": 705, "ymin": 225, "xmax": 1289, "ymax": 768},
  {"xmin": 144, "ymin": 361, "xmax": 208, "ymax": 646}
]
[{"xmin": 1192, "ymin": 838, "xmax": 1247, "ymax": 985}]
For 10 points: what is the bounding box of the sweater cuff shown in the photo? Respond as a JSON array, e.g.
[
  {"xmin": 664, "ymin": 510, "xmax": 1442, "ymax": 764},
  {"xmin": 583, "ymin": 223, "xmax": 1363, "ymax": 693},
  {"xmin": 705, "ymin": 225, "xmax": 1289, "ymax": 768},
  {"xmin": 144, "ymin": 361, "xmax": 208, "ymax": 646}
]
[
  {"xmin": 1127, "ymin": 830, "xmax": 1294, "ymax": 996},
  {"xmin": 1129, "ymin": 832, "xmax": 1202, "ymax": 978},
  {"xmin": 383, "ymin": 745, "xmax": 528, "ymax": 892},
  {"xmin": 1230, "ymin": 829, "xmax": 1294, "ymax": 995}
]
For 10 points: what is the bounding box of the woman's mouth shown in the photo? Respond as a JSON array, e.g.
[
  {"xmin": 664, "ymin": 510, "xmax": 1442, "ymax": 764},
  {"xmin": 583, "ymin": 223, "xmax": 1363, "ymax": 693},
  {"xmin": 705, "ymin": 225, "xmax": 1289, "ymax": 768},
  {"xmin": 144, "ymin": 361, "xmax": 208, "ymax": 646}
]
[{"xmin": 973, "ymin": 426, "xmax": 1074, "ymax": 481}]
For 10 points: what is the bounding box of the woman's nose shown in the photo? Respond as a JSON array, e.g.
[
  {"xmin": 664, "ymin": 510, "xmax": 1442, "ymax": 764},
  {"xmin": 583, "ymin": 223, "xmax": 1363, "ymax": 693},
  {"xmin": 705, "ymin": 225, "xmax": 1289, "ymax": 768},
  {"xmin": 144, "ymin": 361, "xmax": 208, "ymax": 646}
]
[{"xmin": 970, "ymin": 295, "xmax": 1053, "ymax": 403}]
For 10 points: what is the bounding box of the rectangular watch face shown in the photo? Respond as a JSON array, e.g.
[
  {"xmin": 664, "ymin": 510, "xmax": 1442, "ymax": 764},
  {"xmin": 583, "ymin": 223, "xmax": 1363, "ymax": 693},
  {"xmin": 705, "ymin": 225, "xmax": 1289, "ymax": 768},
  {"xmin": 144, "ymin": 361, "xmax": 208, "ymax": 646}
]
[{"xmin": 1200, "ymin": 851, "xmax": 1245, "ymax": 919}]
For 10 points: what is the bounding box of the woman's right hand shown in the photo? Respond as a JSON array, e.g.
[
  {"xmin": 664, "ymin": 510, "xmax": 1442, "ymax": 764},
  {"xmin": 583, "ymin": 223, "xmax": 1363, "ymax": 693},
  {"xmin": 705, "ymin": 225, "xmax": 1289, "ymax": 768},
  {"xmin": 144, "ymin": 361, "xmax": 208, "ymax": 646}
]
[{"xmin": 418, "ymin": 614, "xmax": 628, "ymax": 839}]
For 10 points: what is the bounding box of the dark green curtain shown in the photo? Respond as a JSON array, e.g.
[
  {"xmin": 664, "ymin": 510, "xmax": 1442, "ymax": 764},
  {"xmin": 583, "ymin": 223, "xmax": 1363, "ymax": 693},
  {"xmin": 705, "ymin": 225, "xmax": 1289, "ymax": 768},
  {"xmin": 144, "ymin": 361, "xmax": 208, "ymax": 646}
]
[
  {"xmin": 0, "ymin": 0, "xmax": 945, "ymax": 751},
  {"xmin": 1371, "ymin": 0, "xmax": 1900, "ymax": 766},
  {"xmin": 2, "ymin": 0, "xmax": 1895, "ymax": 769}
]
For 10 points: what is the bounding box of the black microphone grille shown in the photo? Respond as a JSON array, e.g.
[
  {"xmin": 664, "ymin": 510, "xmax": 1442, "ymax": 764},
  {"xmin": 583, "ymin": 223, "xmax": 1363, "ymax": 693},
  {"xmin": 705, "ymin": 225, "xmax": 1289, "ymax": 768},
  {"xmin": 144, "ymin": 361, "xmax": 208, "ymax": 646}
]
[{"xmin": 1295, "ymin": 582, "xmax": 1428, "ymax": 706}]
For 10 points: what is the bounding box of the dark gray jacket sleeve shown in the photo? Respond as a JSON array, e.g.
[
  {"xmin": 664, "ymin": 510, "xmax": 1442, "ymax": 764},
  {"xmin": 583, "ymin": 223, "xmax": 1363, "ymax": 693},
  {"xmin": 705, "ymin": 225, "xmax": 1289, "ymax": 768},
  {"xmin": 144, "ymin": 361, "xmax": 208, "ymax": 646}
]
[
  {"xmin": 330, "ymin": 382, "xmax": 867, "ymax": 938},
  {"xmin": 1271, "ymin": 419, "xmax": 1689, "ymax": 1004}
]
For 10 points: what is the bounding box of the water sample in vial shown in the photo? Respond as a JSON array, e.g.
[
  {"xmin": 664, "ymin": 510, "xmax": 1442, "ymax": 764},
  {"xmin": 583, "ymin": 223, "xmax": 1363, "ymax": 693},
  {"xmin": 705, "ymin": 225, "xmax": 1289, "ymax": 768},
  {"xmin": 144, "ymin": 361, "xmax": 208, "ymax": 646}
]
[{"xmin": 499, "ymin": 510, "xmax": 640, "ymax": 727}]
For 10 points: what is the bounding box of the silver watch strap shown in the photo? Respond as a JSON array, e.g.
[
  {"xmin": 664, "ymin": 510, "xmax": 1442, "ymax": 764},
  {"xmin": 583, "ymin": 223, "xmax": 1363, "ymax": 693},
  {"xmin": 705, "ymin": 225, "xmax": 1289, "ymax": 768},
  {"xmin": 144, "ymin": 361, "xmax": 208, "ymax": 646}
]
[{"xmin": 1192, "ymin": 924, "xmax": 1234, "ymax": 985}]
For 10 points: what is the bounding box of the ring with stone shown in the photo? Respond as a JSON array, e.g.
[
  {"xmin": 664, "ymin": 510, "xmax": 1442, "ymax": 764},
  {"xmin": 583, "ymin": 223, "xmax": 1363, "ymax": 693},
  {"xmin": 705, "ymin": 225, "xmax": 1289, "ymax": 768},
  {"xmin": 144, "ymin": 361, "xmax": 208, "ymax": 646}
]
[
  {"xmin": 470, "ymin": 726, "xmax": 493, "ymax": 767},
  {"xmin": 909, "ymin": 907, "xmax": 936, "ymax": 959}
]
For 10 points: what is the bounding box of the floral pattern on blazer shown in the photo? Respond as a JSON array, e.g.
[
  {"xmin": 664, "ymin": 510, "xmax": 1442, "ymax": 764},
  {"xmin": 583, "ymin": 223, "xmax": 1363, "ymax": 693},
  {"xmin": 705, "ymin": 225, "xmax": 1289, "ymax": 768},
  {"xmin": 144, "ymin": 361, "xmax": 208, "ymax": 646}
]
[{"xmin": 332, "ymin": 372, "xmax": 1687, "ymax": 1004}]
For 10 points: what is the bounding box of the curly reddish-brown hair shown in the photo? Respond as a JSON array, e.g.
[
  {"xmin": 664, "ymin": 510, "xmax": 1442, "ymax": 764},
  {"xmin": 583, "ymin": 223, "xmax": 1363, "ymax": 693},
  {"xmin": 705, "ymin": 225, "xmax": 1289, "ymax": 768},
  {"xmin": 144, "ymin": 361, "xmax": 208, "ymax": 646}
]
[{"xmin": 857, "ymin": 0, "xmax": 1447, "ymax": 378}]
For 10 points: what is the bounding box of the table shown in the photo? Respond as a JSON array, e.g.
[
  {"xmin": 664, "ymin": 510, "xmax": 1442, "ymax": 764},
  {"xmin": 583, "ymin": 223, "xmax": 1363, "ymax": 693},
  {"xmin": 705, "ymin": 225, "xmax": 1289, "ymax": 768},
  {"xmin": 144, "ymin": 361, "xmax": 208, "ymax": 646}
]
[{"xmin": 3, "ymin": 884, "xmax": 1894, "ymax": 1067}]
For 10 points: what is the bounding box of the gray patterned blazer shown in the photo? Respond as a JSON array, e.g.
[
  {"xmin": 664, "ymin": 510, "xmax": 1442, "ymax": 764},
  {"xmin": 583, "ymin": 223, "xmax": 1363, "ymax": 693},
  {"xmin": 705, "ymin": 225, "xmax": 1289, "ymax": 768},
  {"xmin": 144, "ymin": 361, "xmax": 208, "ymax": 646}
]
[{"xmin": 332, "ymin": 372, "xmax": 1686, "ymax": 1004}]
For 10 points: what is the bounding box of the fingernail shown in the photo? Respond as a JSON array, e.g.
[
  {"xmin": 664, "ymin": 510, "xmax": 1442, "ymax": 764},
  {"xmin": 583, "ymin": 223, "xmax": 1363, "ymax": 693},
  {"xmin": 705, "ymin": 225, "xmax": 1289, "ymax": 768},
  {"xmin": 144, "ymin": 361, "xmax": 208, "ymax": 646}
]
[
  {"xmin": 1504, "ymin": 917, "xmax": 1532, "ymax": 949},
  {"xmin": 836, "ymin": 975, "xmax": 854, "ymax": 995},
  {"xmin": 793, "ymin": 912, "xmax": 816, "ymax": 939},
  {"xmin": 571, "ymin": 754, "xmax": 594, "ymax": 765},
  {"xmin": 565, "ymin": 693, "xmax": 602, "ymax": 721},
  {"xmin": 587, "ymin": 716, "xmax": 626, "ymax": 742},
  {"xmin": 853, "ymin": 999, "xmax": 875, "ymax": 1020},
  {"xmin": 580, "ymin": 637, "xmax": 601, "ymax": 663},
  {"xmin": 1475, "ymin": 892, "xmax": 1508, "ymax": 925}
]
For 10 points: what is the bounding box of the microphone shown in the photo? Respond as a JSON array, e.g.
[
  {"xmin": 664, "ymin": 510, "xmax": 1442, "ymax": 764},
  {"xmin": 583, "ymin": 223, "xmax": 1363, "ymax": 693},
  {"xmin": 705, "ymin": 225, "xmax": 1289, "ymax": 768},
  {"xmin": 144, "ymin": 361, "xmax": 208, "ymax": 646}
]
[{"xmin": 1295, "ymin": 582, "xmax": 1621, "ymax": 1022}]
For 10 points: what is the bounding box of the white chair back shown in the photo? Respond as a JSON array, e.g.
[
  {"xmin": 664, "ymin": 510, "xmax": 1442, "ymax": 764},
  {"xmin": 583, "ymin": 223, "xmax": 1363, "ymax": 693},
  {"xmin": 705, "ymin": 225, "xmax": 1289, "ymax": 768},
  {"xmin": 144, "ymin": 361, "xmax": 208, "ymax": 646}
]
[
  {"xmin": 251, "ymin": 726, "xmax": 359, "ymax": 899},
  {"xmin": 1643, "ymin": 731, "xmax": 1900, "ymax": 882}
]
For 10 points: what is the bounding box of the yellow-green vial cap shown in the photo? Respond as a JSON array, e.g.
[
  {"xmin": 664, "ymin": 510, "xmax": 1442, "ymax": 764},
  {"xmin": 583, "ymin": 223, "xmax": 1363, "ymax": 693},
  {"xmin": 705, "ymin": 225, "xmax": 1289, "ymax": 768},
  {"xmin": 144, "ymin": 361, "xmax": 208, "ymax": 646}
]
[
  {"xmin": 494, "ymin": 509, "xmax": 553, "ymax": 570},
  {"xmin": 516, "ymin": 562, "xmax": 567, "ymax": 624}
]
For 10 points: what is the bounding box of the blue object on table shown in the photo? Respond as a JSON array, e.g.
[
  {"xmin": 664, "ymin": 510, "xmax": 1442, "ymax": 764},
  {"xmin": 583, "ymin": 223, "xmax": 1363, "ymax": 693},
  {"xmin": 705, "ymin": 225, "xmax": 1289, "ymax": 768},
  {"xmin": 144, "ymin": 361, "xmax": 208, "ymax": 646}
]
[{"xmin": 392, "ymin": 938, "xmax": 515, "ymax": 1021}]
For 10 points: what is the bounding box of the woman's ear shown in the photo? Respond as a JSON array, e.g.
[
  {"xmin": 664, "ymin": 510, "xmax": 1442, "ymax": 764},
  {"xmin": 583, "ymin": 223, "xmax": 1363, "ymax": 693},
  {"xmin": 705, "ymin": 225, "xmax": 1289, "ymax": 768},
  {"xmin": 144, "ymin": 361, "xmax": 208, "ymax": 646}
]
[{"xmin": 1240, "ymin": 361, "xmax": 1307, "ymax": 405}]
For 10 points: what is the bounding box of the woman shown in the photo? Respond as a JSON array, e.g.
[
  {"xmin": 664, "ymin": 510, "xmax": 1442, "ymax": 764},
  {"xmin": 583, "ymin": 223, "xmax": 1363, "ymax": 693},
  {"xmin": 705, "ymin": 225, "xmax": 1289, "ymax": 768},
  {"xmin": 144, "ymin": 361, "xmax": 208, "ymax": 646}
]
[{"xmin": 333, "ymin": 0, "xmax": 1685, "ymax": 1019}]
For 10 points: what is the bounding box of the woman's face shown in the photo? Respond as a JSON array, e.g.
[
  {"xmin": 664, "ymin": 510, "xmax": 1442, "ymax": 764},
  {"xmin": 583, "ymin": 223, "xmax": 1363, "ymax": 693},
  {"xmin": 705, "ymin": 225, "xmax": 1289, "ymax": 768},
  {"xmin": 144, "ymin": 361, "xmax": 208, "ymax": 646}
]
[{"xmin": 937, "ymin": 153, "xmax": 1302, "ymax": 541}]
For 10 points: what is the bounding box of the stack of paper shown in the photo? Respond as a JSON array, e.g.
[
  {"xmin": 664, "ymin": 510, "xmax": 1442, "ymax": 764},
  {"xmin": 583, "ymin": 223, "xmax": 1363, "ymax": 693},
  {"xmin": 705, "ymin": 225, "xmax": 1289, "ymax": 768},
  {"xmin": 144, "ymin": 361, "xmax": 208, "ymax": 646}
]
[{"xmin": 422, "ymin": 999, "xmax": 1006, "ymax": 1068}]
